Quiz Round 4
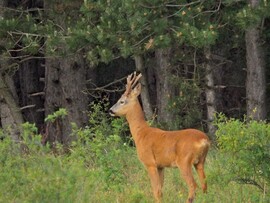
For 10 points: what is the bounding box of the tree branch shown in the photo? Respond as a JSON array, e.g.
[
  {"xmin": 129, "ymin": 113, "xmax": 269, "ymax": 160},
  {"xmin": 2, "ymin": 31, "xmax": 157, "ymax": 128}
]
[{"xmin": 233, "ymin": 178, "xmax": 264, "ymax": 192}]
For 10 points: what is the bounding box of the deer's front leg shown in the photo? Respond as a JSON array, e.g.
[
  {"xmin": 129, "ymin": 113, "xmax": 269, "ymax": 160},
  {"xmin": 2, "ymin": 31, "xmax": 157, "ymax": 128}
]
[{"xmin": 147, "ymin": 166, "xmax": 163, "ymax": 203}]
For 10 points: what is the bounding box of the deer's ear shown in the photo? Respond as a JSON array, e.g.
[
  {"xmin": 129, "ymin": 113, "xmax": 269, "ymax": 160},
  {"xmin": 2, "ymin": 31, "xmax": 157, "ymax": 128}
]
[{"xmin": 131, "ymin": 83, "xmax": 141, "ymax": 97}]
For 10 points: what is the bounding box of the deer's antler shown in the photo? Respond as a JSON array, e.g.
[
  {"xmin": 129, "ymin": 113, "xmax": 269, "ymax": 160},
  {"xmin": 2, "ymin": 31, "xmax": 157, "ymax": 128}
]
[{"xmin": 123, "ymin": 72, "xmax": 142, "ymax": 96}]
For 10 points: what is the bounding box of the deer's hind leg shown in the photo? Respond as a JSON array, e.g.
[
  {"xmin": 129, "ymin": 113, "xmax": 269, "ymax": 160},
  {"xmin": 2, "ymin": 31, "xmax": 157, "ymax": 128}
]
[
  {"xmin": 177, "ymin": 159, "xmax": 197, "ymax": 203},
  {"xmin": 158, "ymin": 167, "xmax": 164, "ymax": 188},
  {"xmin": 194, "ymin": 156, "xmax": 207, "ymax": 193}
]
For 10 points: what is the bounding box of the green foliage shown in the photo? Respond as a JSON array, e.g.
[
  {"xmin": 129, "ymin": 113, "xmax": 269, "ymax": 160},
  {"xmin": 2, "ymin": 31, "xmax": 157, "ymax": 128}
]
[
  {"xmin": 0, "ymin": 0, "xmax": 268, "ymax": 67},
  {"xmin": 45, "ymin": 108, "xmax": 68, "ymax": 123},
  {"xmin": 0, "ymin": 129, "xmax": 17, "ymax": 164},
  {"xmin": 234, "ymin": 1, "xmax": 270, "ymax": 29},
  {"xmin": 21, "ymin": 122, "xmax": 49, "ymax": 153},
  {"xmin": 1, "ymin": 0, "xmax": 263, "ymax": 67},
  {"xmin": 0, "ymin": 103, "xmax": 268, "ymax": 202},
  {"xmin": 70, "ymin": 100, "xmax": 130, "ymax": 191},
  {"xmin": 62, "ymin": 0, "xmax": 223, "ymax": 63},
  {"xmin": 201, "ymin": 150, "xmax": 268, "ymax": 203},
  {"xmin": 0, "ymin": 101, "xmax": 133, "ymax": 202},
  {"xmin": 214, "ymin": 114, "xmax": 270, "ymax": 192},
  {"xmin": 167, "ymin": 77, "xmax": 202, "ymax": 130},
  {"xmin": 0, "ymin": 10, "xmax": 43, "ymax": 55}
]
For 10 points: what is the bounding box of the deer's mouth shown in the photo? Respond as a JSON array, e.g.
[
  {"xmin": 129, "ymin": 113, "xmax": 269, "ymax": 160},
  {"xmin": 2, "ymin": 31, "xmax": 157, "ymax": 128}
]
[{"xmin": 109, "ymin": 109, "xmax": 116, "ymax": 116}]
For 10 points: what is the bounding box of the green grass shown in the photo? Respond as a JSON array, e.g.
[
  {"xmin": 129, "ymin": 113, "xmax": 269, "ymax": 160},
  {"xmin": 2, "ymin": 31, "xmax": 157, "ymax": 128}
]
[
  {"xmin": 0, "ymin": 112, "xmax": 268, "ymax": 203},
  {"xmin": 2, "ymin": 103, "xmax": 269, "ymax": 202},
  {"xmin": 0, "ymin": 142, "xmax": 267, "ymax": 203}
]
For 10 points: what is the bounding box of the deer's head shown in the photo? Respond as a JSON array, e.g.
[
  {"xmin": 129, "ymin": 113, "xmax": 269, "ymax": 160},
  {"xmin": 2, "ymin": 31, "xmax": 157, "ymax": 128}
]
[{"xmin": 109, "ymin": 72, "xmax": 142, "ymax": 117}]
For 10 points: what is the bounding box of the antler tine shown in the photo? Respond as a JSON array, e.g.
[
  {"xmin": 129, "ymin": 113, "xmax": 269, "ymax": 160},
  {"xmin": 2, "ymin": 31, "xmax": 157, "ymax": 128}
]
[
  {"xmin": 123, "ymin": 72, "xmax": 134, "ymax": 96},
  {"xmin": 123, "ymin": 72, "xmax": 142, "ymax": 96},
  {"xmin": 131, "ymin": 72, "xmax": 142, "ymax": 89}
]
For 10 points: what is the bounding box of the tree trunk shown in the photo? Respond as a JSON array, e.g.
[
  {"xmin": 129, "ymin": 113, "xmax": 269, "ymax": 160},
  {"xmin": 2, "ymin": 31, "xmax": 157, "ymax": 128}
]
[
  {"xmin": 44, "ymin": 55, "xmax": 88, "ymax": 145},
  {"xmin": 155, "ymin": 48, "xmax": 174, "ymax": 128},
  {"xmin": 18, "ymin": 59, "xmax": 45, "ymax": 130},
  {"xmin": 134, "ymin": 55, "xmax": 154, "ymax": 120},
  {"xmin": 0, "ymin": 0, "xmax": 23, "ymax": 142},
  {"xmin": 0, "ymin": 73, "xmax": 24, "ymax": 142},
  {"xmin": 0, "ymin": 0, "xmax": 6, "ymax": 16},
  {"xmin": 204, "ymin": 48, "xmax": 217, "ymax": 139},
  {"xmin": 245, "ymin": 0, "xmax": 266, "ymax": 120},
  {"xmin": 44, "ymin": 0, "xmax": 88, "ymax": 145}
]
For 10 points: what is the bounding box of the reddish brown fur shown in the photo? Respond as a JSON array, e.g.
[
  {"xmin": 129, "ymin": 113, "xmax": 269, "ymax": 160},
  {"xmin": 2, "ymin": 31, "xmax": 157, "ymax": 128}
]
[{"xmin": 110, "ymin": 73, "xmax": 210, "ymax": 203}]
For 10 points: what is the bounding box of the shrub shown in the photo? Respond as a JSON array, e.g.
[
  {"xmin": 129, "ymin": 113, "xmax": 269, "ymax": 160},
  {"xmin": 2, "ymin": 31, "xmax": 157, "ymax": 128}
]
[
  {"xmin": 70, "ymin": 100, "xmax": 130, "ymax": 191},
  {"xmin": 215, "ymin": 114, "xmax": 270, "ymax": 193},
  {"xmin": 0, "ymin": 105, "xmax": 268, "ymax": 202},
  {"xmin": 0, "ymin": 100, "xmax": 133, "ymax": 202}
]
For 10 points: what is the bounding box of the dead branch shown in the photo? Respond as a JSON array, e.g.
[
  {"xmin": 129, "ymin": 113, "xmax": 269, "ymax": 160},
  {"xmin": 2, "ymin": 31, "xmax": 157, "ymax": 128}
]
[
  {"xmin": 233, "ymin": 178, "xmax": 264, "ymax": 192},
  {"xmin": 20, "ymin": 104, "xmax": 36, "ymax": 110},
  {"xmin": 29, "ymin": 92, "xmax": 45, "ymax": 97},
  {"xmin": 87, "ymin": 76, "xmax": 127, "ymax": 91}
]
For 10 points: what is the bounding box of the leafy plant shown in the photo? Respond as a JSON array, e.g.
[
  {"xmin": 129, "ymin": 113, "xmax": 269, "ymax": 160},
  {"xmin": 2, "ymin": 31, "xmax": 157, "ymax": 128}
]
[
  {"xmin": 70, "ymin": 100, "xmax": 129, "ymax": 191},
  {"xmin": 45, "ymin": 108, "xmax": 68, "ymax": 123},
  {"xmin": 21, "ymin": 122, "xmax": 49, "ymax": 154},
  {"xmin": 214, "ymin": 113, "xmax": 270, "ymax": 193},
  {"xmin": 0, "ymin": 103, "xmax": 268, "ymax": 202}
]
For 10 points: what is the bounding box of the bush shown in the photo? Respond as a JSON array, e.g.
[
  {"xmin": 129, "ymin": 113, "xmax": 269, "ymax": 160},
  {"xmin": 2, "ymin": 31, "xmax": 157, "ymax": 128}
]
[
  {"xmin": 70, "ymin": 100, "xmax": 131, "ymax": 191},
  {"xmin": 2, "ymin": 102, "xmax": 268, "ymax": 202},
  {"xmin": 215, "ymin": 114, "xmax": 270, "ymax": 193},
  {"xmin": 0, "ymin": 101, "xmax": 134, "ymax": 202}
]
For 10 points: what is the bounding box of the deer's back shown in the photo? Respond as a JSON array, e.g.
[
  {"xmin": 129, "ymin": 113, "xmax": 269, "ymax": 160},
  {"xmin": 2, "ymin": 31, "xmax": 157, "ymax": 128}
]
[{"xmin": 135, "ymin": 127, "xmax": 210, "ymax": 167}]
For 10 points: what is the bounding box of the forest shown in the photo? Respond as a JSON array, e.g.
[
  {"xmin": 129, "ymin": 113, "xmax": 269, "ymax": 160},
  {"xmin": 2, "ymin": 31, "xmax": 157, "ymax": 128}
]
[{"xmin": 0, "ymin": 0, "xmax": 269, "ymax": 202}]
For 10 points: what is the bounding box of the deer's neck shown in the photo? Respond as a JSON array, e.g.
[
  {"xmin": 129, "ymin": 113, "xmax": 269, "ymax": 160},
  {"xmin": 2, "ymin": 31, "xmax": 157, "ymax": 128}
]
[{"xmin": 126, "ymin": 99, "xmax": 148, "ymax": 143}]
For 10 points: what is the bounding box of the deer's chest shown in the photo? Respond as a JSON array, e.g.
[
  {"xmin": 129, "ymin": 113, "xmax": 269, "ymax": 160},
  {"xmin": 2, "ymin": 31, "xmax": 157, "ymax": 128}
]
[{"xmin": 136, "ymin": 141, "xmax": 178, "ymax": 168}]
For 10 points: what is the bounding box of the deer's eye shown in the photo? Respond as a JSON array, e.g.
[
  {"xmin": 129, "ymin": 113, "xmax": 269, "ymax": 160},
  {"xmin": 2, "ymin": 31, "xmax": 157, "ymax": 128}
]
[{"xmin": 120, "ymin": 100, "xmax": 125, "ymax": 105}]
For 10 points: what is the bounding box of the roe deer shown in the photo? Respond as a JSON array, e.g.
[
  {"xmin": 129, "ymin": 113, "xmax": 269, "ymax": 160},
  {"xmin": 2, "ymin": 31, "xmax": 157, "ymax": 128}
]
[{"xmin": 109, "ymin": 72, "xmax": 210, "ymax": 203}]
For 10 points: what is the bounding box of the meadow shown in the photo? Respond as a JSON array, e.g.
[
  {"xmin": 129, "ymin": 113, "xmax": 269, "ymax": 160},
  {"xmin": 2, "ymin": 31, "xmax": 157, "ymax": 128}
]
[{"xmin": 0, "ymin": 104, "xmax": 268, "ymax": 203}]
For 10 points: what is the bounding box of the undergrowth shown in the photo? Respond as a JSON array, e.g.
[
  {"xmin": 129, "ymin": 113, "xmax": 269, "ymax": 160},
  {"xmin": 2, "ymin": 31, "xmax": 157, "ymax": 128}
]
[{"xmin": 0, "ymin": 104, "xmax": 268, "ymax": 203}]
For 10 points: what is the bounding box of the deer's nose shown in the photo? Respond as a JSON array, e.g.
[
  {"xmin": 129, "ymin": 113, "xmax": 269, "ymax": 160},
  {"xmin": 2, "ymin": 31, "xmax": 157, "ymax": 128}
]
[{"xmin": 109, "ymin": 109, "xmax": 115, "ymax": 116}]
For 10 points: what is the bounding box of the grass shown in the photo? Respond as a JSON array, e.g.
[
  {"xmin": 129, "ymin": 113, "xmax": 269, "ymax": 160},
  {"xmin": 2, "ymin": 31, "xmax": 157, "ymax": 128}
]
[
  {"xmin": 2, "ymin": 93, "xmax": 269, "ymax": 202},
  {"xmin": 0, "ymin": 116, "xmax": 268, "ymax": 203},
  {"xmin": 86, "ymin": 148, "xmax": 267, "ymax": 203},
  {"xmin": 1, "ymin": 142, "xmax": 267, "ymax": 203}
]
